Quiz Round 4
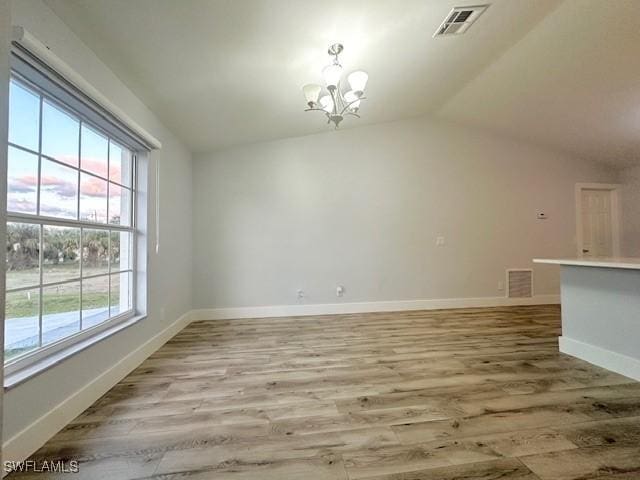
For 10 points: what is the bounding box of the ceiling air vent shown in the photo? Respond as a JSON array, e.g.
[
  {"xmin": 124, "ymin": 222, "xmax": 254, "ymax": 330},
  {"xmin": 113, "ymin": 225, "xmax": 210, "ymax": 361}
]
[
  {"xmin": 434, "ymin": 5, "xmax": 489, "ymax": 37},
  {"xmin": 507, "ymin": 269, "xmax": 533, "ymax": 298}
]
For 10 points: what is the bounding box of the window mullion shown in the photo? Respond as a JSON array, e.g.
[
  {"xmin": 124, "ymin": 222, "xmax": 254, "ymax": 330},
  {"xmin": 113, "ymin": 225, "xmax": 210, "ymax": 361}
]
[
  {"xmin": 131, "ymin": 154, "xmax": 137, "ymax": 314},
  {"xmin": 37, "ymin": 92, "xmax": 43, "ymax": 349},
  {"xmin": 108, "ymin": 249, "xmax": 112, "ymax": 318},
  {"xmin": 132, "ymin": 154, "xmax": 137, "ymax": 226},
  {"xmin": 107, "ymin": 139, "xmax": 110, "ymax": 227},
  {"xmin": 5, "ymin": 212, "xmax": 134, "ymax": 232},
  {"xmin": 79, "ymin": 227, "xmax": 84, "ymax": 331},
  {"xmin": 107, "ymin": 227, "xmax": 111, "ymax": 318},
  {"xmin": 36, "ymin": 95, "xmax": 43, "ymax": 216},
  {"xmin": 38, "ymin": 224, "xmax": 43, "ymax": 348},
  {"xmin": 5, "ymin": 271, "xmax": 127, "ymax": 295},
  {"xmin": 78, "ymin": 121, "xmax": 83, "ymax": 331}
]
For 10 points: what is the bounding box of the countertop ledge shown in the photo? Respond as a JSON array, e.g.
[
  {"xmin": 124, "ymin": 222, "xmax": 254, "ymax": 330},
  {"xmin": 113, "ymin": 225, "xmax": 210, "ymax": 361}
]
[{"xmin": 534, "ymin": 257, "xmax": 640, "ymax": 270}]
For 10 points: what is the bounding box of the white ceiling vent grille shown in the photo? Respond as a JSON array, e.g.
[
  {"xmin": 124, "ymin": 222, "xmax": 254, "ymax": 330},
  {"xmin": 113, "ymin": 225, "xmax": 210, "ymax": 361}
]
[
  {"xmin": 507, "ymin": 269, "xmax": 533, "ymax": 298},
  {"xmin": 434, "ymin": 5, "xmax": 489, "ymax": 37}
]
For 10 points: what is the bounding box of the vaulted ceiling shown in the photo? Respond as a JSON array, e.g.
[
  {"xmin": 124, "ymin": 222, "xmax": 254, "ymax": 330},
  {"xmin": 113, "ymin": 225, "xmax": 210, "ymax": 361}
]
[{"xmin": 43, "ymin": 0, "xmax": 640, "ymax": 164}]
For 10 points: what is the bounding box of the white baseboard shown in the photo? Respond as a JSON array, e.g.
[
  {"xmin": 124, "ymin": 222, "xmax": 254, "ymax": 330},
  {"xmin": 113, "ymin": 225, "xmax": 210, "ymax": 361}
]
[
  {"xmin": 2, "ymin": 311, "xmax": 193, "ymax": 464},
  {"xmin": 191, "ymin": 294, "xmax": 560, "ymax": 321},
  {"xmin": 559, "ymin": 336, "xmax": 640, "ymax": 382}
]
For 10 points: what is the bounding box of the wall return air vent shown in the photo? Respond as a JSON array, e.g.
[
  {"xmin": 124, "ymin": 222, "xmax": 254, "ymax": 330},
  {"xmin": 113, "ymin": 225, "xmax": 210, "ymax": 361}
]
[
  {"xmin": 434, "ymin": 5, "xmax": 489, "ymax": 37},
  {"xmin": 507, "ymin": 269, "xmax": 533, "ymax": 298}
]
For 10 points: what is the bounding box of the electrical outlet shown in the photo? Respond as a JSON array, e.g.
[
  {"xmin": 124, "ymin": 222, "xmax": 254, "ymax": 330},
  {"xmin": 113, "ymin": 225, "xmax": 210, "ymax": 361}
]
[
  {"xmin": 297, "ymin": 289, "xmax": 304, "ymax": 299},
  {"xmin": 436, "ymin": 236, "xmax": 445, "ymax": 246},
  {"xmin": 497, "ymin": 280, "xmax": 504, "ymax": 291},
  {"xmin": 336, "ymin": 285, "xmax": 345, "ymax": 297}
]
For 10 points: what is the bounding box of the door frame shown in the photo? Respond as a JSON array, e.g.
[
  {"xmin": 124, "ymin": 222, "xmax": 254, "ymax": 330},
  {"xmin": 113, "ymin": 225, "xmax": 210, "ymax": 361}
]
[{"xmin": 575, "ymin": 183, "xmax": 621, "ymax": 258}]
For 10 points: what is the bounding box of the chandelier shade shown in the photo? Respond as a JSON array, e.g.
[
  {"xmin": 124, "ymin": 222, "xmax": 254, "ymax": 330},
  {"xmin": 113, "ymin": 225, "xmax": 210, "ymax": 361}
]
[
  {"xmin": 302, "ymin": 84, "xmax": 322, "ymax": 105},
  {"xmin": 302, "ymin": 44, "xmax": 368, "ymax": 129},
  {"xmin": 348, "ymin": 71, "xmax": 368, "ymax": 94},
  {"xmin": 322, "ymin": 64, "xmax": 343, "ymax": 88}
]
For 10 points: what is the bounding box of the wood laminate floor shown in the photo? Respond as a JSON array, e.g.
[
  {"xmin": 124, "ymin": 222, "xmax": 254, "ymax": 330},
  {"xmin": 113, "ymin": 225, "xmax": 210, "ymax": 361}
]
[{"xmin": 9, "ymin": 305, "xmax": 640, "ymax": 479}]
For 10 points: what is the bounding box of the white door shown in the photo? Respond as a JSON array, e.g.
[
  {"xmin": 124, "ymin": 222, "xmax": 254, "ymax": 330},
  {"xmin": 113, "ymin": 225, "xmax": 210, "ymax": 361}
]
[{"xmin": 581, "ymin": 189, "xmax": 613, "ymax": 257}]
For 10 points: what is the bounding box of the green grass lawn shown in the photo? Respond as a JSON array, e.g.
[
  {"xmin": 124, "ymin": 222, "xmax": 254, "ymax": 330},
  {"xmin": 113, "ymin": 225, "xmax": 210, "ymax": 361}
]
[
  {"xmin": 6, "ymin": 263, "xmax": 110, "ymax": 290},
  {"xmin": 6, "ymin": 267, "xmax": 117, "ymax": 318},
  {"xmin": 6, "ymin": 292, "xmax": 112, "ymax": 317}
]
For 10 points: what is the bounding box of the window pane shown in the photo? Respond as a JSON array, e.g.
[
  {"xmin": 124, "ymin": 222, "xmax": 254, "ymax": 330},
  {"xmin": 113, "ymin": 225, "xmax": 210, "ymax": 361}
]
[
  {"xmin": 9, "ymin": 79, "xmax": 40, "ymax": 151},
  {"xmin": 7, "ymin": 146, "xmax": 38, "ymax": 214},
  {"xmin": 110, "ymin": 231, "xmax": 132, "ymax": 272},
  {"xmin": 43, "ymin": 225, "xmax": 80, "ymax": 284},
  {"xmin": 42, "ymin": 99, "xmax": 79, "ymax": 167},
  {"xmin": 110, "ymin": 271, "xmax": 132, "ymax": 317},
  {"xmin": 6, "ymin": 222, "xmax": 40, "ymax": 290},
  {"xmin": 82, "ymin": 228, "xmax": 109, "ymax": 276},
  {"xmin": 82, "ymin": 276, "xmax": 109, "ymax": 330},
  {"xmin": 5, "ymin": 289, "xmax": 40, "ymax": 361},
  {"xmin": 108, "ymin": 183, "xmax": 131, "ymax": 226},
  {"xmin": 80, "ymin": 173, "xmax": 107, "ymax": 223},
  {"xmin": 42, "ymin": 282, "xmax": 80, "ymax": 345},
  {"xmin": 40, "ymin": 158, "xmax": 78, "ymax": 219},
  {"xmin": 109, "ymin": 141, "xmax": 132, "ymax": 187},
  {"xmin": 81, "ymin": 125, "xmax": 108, "ymax": 178}
]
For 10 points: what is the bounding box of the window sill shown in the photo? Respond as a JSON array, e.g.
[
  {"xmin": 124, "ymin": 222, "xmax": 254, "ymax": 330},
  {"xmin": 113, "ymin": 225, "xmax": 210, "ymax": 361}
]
[{"xmin": 4, "ymin": 314, "xmax": 146, "ymax": 391}]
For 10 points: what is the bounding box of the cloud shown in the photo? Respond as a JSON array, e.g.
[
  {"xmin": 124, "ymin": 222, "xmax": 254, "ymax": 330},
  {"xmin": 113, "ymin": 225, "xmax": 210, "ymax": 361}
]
[
  {"xmin": 10, "ymin": 173, "xmax": 80, "ymax": 199},
  {"xmin": 8, "ymin": 176, "xmax": 36, "ymax": 193},
  {"xmin": 109, "ymin": 183, "xmax": 122, "ymax": 198},
  {"xmin": 40, "ymin": 204, "xmax": 76, "ymax": 217},
  {"xmin": 7, "ymin": 197, "xmax": 36, "ymax": 212},
  {"xmin": 40, "ymin": 175, "xmax": 77, "ymax": 199},
  {"xmin": 77, "ymin": 156, "xmax": 124, "ymax": 182},
  {"xmin": 81, "ymin": 158, "xmax": 108, "ymax": 178},
  {"xmin": 52, "ymin": 155, "xmax": 79, "ymax": 168},
  {"xmin": 81, "ymin": 176, "xmax": 107, "ymax": 197},
  {"xmin": 109, "ymin": 166, "xmax": 122, "ymax": 182}
]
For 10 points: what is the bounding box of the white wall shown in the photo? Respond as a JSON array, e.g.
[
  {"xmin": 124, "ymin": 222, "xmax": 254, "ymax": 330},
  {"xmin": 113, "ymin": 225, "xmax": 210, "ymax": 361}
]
[
  {"xmin": 193, "ymin": 116, "xmax": 617, "ymax": 310},
  {"xmin": 619, "ymin": 164, "xmax": 640, "ymax": 256},
  {"xmin": 3, "ymin": 0, "xmax": 193, "ymax": 455}
]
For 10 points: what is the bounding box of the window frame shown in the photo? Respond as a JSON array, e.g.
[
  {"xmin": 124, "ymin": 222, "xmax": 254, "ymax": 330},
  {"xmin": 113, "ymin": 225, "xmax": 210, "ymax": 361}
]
[{"xmin": 4, "ymin": 50, "xmax": 147, "ymax": 378}]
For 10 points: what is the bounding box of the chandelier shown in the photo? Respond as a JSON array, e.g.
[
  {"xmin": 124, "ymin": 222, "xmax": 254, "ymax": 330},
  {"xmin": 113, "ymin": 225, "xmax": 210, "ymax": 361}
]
[{"xmin": 302, "ymin": 44, "xmax": 368, "ymax": 128}]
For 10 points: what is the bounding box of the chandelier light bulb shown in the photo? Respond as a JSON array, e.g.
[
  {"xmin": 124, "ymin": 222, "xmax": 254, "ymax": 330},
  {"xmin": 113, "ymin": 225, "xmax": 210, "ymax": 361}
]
[
  {"xmin": 319, "ymin": 95, "xmax": 334, "ymax": 113},
  {"xmin": 322, "ymin": 63, "xmax": 343, "ymax": 89},
  {"xmin": 302, "ymin": 84, "xmax": 322, "ymax": 105},
  {"xmin": 344, "ymin": 90, "xmax": 361, "ymax": 110},
  {"xmin": 347, "ymin": 71, "xmax": 368, "ymax": 94}
]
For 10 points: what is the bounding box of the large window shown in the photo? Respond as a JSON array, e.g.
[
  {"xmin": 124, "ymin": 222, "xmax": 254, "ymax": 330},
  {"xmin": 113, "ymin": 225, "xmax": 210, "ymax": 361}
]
[{"xmin": 5, "ymin": 74, "xmax": 137, "ymax": 364}]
